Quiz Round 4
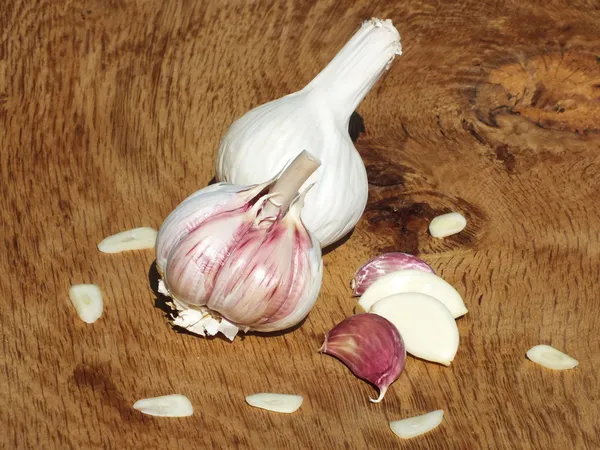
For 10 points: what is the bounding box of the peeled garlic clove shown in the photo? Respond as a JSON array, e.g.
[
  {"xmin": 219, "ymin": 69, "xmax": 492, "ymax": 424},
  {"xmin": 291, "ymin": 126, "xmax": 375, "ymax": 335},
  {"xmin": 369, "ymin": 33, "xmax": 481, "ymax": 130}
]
[
  {"xmin": 97, "ymin": 227, "xmax": 158, "ymax": 253},
  {"xmin": 526, "ymin": 345, "xmax": 579, "ymax": 370},
  {"xmin": 245, "ymin": 393, "xmax": 303, "ymax": 413},
  {"xmin": 320, "ymin": 313, "xmax": 406, "ymax": 402},
  {"xmin": 429, "ymin": 212, "xmax": 467, "ymax": 238},
  {"xmin": 351, "ymin": 253, "xmax": 434, "ymax": 296},
  {"xmin": 69, "ymin": 284, "xmax": 103, "ymax": 324},
  {"xmin": 369, "ymin": 293, "xmax": 459, "ymax": 366},
  {"xmin": 357, "ymin": 269, "xmax": 468, "ymax": 318},
  {"xmin": 133, "ymin": 394, "xmax": 194, "ymax": 417},
  {"xmin": 390, "ymin": 410, "xmax": 444, "ymax": 439}
]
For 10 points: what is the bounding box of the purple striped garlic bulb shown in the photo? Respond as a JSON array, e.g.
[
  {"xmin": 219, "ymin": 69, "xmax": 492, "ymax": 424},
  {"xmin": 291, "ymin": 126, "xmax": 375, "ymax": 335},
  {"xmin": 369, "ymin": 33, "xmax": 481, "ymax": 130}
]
[{"xmin": 156, "ymin": 151, "xmax": 323, "ymax": 340}]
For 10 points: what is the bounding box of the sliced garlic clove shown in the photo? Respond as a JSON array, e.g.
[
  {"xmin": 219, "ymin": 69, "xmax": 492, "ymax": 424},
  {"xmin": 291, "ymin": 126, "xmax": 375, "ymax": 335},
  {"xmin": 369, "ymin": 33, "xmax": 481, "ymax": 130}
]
[
  {"xmin": 358, "ymin": 269, "xmax": 468, "ymax": 318},
  {"xmin": 429, "ymin": 212, "xmax": 466, "ymax": 238},
  {"xmin": 369, "ymin": 293, "xmax": 459, "ymax": 365},
  {"xmin": 526, "ymin": 345, "xmax": 579, "ymax": 370},
  {"xmin": 98, "ymin": 227, "xmax": 158, "ymax": 253},
  {"xmin": 69, "ymin": 284, "xmax": 103, "ymax": 324},
  {"xmin": 390, "ymin": 410, "xmax": 444, "ymax": 439},
  {"xmin": 245, "ymin": 393, "xmax": 303, "ymax": 413},
  {"xmin": 133, "ymin": 394, "xmax": 194, "ymax": 417}
]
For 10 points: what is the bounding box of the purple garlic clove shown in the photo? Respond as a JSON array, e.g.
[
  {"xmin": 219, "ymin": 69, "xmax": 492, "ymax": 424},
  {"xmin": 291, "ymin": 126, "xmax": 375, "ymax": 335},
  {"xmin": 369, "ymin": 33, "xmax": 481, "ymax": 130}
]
[
  {"xmin": 319, "ymin": 313, "xmax": 406, "ymax": 403},
  {"xmin": 351, "ymin": 252, "xmax": 434, "ymax": 296}
]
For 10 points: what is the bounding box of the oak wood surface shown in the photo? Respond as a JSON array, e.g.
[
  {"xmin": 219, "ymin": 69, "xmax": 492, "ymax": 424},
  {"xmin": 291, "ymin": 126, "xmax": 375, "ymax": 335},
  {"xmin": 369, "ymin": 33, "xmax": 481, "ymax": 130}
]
[{"xmin": 2, "ymin": 1, "xmax": 600, "ymax": 448}]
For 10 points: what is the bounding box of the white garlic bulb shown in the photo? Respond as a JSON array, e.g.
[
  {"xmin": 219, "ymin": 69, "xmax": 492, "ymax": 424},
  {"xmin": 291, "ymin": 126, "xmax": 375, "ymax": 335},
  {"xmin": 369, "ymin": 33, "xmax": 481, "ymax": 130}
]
[
  {"xmin": 156, "ymin": 152, "xmax": 323, "ymax": 340},
  {"xmin": 215, "ymin": 18, "xmax": 402, "ymax": 248}
]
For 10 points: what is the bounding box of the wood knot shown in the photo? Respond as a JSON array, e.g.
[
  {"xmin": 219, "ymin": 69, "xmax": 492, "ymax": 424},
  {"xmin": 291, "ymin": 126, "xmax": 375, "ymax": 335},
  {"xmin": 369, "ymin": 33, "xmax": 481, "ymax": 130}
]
[
  {"xmin": 364, "ymin": 191, "xmax": 486, "ymax": 255},
  {"xmin": 473, "ymin": 52, "xmax": 600, "ymax": 134}
]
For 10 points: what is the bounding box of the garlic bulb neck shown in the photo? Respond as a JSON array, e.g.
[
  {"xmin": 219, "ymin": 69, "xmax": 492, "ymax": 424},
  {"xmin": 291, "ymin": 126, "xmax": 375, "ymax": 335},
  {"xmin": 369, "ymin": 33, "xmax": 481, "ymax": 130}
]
[{"xmin": 303, "ymin": 18, "xmax": 402, "ymax": 120}]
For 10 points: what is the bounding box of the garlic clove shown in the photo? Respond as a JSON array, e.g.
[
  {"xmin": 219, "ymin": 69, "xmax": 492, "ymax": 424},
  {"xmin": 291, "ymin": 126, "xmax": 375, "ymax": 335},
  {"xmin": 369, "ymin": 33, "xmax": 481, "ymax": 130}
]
[
  {"xmin": 245, "ymin": 393, "xmax": 303, "ymax": 413},
  {"xmin": 155, "ymin": 180, "xmax": 272, "ymax": 273},
  {"xmin": 390, "ymin": 410, "xmax": 444, "ymax": 439},
  {"xmin": 69, "ymin": 284, "xmax": 103, "ymax": 324},
  {"xmin": 133, "ymin": 394, "xmax": 194, "ymax": 417},
  {"xmin": 369, "ymin": 293, "xmax": 459, "ymax": 366},
  {"xmin": 357, "ymin": 269, "xmax": 468, "ymax": 318},
  {"xmin": 429, "ymin": 212, "xmax": 467, "ymax": 238},
  {"xmin": 526, "ymin": 345, "xmax": 579, "ymax": 370},
  {"xmin": 351, "ymin": 253, "xmax": 434, "ymax": 296},
  {"xmin": 320, "ymin": 313, "xmax": 406, "ymax": 402},
  {"xmin": 206, "ymin": 184, "xmax": 323, "ymax": 334},
  {"xmin": 97, "ymin": 227, "xmax": 158, "ymax": 253}
]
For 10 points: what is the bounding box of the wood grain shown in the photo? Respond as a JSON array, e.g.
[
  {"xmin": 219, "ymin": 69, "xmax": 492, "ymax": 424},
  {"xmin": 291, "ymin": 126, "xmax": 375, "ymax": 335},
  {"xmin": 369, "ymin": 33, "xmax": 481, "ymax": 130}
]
[{"xmin": 2, "ymin": 0, "xmax": 600, "ymax": 448}]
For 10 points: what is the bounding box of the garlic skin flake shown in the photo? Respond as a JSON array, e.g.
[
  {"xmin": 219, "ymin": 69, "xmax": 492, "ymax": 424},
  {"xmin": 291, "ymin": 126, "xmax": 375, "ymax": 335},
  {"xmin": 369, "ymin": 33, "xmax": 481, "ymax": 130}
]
[
  {"xmin": 245, "ymin": 393, "xmax": 303, "ymax": 413},
  {"xmin": 357, "ymin": 269, "xmax": 468, "ymax": 318},
  {"xmin": 215, "ymin": 18, "xmax": 402, "ymax": 248},
  {"xmin": 526, "ymin": 345, "xmax": 579, "ymax": 370},
  {"xmin": 97, "ymin": 227, "xmax": 158, "ymax": 253},
  {"xmin": 156, "ymin": 152, "xmax": 323, "ymax": 340},
  {"xmin": 429, "ymin": 212, "xmax": 467, "ymax": 238},
  {"xmin": 390, "ymin": 410, "xmax": 444, "ymax": 439},
  {"xmin": 69, "ymin": 284, "xmax": 103, "ymax": 324},
  {"xmin": 133, "ymin": 394, "xmax": 193, "ymax": 417},
  {"xmin": 320, "ymin": 313, "xmax": 406, "ymax": 402},
  {"xmin": 369, "ymin": 293, "xmax": 459, "ymax": 366},
  {"xmin": 351, "ymin": 253, "xmax": 434, "ymax": 296}
]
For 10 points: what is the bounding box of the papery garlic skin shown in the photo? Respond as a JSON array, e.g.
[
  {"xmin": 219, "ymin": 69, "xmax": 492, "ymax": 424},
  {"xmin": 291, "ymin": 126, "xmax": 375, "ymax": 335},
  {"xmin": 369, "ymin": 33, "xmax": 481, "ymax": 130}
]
[
  {"xmin": 215, "ymin": 18, "xmax": 402, "ymax": 248},
  {"xmin": 320, "ymin": 313, "xmax": 406, "ymax": 403},
  {"xmin": 156, "ymin": 152, "xmax": 323, "ymax": 340}
]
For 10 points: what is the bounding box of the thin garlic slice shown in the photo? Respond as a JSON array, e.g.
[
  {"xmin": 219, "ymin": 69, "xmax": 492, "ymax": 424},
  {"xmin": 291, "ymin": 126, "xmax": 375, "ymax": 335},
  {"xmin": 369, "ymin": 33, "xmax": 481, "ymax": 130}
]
[
  {"xmin": 429, "ymin": 212, "xmax": 466, "ymax": 238},
  {"xmin": 98, "ymin": 227, "xmax": 157, "ymax": 253},
  {"xmin": 358, "ymin": 269, "xmax": 468, "ymax": 318},
  {"xmin": 69, "ymin": 284, "xmax": 103, "ymax": 324},
  {"xmin": 369, "ymin": 293, "xmax": 459, "ymax": 365},
  {"xmin": 133, "ymin": 394, "xmax": 193, "ymax": 417},
  {"xmin": 245, "ymin": 393, "xmax": 303, "ymax": 413},
  {"xmin": 526, "ymin": 345, "xmax": 579, "ymax": 370},
  {"xmin": 390, "ymin": 410, "xmax": 444, "ymax": 439}
]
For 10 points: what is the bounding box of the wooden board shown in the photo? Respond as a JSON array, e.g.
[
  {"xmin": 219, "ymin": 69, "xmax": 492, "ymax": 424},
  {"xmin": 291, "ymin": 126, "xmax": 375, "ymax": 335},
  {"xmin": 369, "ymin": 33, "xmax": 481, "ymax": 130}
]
[{"xmin": 2, "ymin": 1, "xmax": 599, "ymax": 448}]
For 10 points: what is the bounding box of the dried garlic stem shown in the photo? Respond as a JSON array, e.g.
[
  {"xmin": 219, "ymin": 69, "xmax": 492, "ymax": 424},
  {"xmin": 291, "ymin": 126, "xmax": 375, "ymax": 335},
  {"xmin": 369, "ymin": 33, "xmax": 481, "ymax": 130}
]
[{"xmin": 262, "ymin": 150, "xmax": 321, "ymax": 218}]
